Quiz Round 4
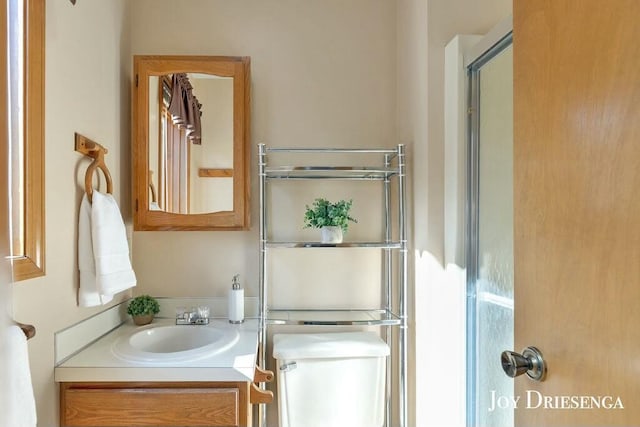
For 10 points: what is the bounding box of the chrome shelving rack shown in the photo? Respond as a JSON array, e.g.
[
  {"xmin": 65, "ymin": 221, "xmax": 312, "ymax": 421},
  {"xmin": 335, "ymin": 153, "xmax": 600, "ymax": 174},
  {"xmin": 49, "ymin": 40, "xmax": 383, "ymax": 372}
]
[{"xmin": 257, "ymin": 144, "xmax": 408, "ymax": 427}]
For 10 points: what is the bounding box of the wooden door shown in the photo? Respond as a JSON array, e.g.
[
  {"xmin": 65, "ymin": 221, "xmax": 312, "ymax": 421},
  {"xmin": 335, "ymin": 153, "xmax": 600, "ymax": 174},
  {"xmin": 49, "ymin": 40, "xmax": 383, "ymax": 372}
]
[{"xmin": 514, "ymin": 0, "xmax": 640, "ymax": 425}]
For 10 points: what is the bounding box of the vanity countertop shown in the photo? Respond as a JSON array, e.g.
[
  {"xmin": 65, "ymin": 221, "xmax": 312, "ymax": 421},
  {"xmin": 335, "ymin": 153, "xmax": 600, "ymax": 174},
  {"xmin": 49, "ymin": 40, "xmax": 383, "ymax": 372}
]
[{"xmin": 54, "ymin": 318, "xmax": 260, "ymax": 383}]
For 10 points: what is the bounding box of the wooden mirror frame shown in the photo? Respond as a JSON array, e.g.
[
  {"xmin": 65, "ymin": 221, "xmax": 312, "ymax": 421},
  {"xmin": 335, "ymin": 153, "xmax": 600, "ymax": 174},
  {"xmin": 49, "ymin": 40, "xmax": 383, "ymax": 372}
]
[{"xmin": 132, "ymin": 56, "xmax": 250, "ymax": 231}]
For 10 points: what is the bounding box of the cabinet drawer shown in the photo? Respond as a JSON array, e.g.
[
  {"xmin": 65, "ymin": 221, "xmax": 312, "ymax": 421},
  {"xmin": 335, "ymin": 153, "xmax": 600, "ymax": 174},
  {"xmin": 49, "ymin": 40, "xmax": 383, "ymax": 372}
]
[{"xmin": 62, "ymin": 387, "xmax": 239, "ymax": 427}]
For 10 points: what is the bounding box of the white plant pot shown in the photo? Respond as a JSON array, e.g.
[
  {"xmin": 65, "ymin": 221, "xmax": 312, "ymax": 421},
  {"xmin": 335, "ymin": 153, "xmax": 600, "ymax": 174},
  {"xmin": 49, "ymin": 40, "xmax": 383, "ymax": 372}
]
[{"xmin": 321, "ymin": 226, "xmax": 343, "ymax": 244}]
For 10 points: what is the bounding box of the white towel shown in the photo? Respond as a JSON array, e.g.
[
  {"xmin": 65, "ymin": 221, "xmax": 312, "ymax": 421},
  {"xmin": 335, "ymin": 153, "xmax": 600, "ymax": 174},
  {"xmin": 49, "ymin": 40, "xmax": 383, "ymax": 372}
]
[
  {"xmin": 0, "ymin": 325, "xmax": 37, "ymax": 427},
  {"xmin": 78, "ymin": 191, "xmax": 136, "ymax": 307},
  {"xmin": 78, "ymin": 194, "xmax": 113, "ymax": 306}
]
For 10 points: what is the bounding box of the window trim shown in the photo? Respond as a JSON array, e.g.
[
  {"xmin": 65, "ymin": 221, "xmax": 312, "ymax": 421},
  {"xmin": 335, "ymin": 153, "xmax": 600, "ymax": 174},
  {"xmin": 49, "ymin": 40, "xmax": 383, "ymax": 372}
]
[
  {"xmin": 12, "ymin": 0, "xmax": 45, "ymax": 281},
  {"xmin": 1, "ymin": 0, "xmax": 9, "ymax": 264}
]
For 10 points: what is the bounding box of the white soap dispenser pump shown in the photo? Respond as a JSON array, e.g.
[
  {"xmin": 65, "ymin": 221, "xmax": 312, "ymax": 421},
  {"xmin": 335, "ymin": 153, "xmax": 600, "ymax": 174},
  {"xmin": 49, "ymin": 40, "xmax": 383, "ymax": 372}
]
[{"xmin": 228, "ymin": 274, "xmax": 244, "ymax": 324}]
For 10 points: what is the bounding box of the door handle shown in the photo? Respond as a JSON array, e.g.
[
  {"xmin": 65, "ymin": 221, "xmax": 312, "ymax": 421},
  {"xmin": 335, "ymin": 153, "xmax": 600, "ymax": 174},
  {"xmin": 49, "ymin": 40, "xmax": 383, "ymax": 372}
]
[{"xmin": 501, "ymin": 346, "xmax": 547, "ymax": 381}]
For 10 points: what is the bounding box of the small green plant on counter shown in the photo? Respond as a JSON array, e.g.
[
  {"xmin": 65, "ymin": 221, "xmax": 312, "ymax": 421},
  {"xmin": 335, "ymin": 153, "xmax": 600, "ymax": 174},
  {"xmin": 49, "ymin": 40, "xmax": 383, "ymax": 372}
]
[
  {"xmin": 303, "ymin": 198, "xmax": 357, "ymax": 233},
  {"xmin": 127, "ymin": 295, "xmax": 160, "ymax": 317}
]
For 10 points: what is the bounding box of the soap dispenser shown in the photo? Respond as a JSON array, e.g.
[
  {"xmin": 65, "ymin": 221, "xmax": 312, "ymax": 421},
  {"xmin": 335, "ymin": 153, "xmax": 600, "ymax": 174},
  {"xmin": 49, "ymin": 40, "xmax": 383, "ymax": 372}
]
[{"xmin": 228, "ymin": 274, "xmax": 244, "ymax": 324}]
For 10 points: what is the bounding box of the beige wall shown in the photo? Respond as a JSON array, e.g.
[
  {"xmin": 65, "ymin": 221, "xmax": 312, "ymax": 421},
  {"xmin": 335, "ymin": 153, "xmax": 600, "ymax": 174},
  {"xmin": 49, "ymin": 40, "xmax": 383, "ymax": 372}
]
[
  {"xmin": 7, "ymin": 1, "xmax": 514, "ymax": 425},
  {"xmin": 11, "ymin": 1, "xmax": 131, "ymax": 425},
  {"xmin": 130, "ymin": 2, "xmax": 397, "ymax": 425},
  {"xmin": 396, "ymin": 0, "xmax": 510, "ymax": 425},
  {"xmin": 130, "ymin": 0, "xmax": 397, "ymax": 299}
]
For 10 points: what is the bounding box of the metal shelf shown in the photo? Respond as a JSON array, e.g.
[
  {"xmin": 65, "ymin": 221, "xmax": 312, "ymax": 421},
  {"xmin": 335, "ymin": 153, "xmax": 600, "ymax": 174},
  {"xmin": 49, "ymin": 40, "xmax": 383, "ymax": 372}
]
[
  {"xmin": 258, "ymin": 144, "xmax": 408, "ymax": 427},
  {"xmin": 265, "ymin": 147, "xmax": 399, "ymax": 154},
  {"xmin": 265, "ymin": 241, "xmax": 403, "ymax": 249},
  {"xmin": 267, "ymin": 309, "xmax": 401, "ymax": 326},
  {"xmin": 265, "ymin": 166, "xmax": 399, "ymax": 180}
]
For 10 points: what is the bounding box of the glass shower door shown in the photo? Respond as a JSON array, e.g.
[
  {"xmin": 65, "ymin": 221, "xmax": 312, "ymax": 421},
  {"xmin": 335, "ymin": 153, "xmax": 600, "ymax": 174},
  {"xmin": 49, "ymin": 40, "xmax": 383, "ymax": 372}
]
[{"xmin": 467, "ymin": 35, "xmax": 514, "ymax": 427}]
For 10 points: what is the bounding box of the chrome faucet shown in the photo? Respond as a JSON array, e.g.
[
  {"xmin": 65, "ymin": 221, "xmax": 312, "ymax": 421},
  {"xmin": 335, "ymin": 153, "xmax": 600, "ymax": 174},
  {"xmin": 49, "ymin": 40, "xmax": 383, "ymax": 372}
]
[{"xmin": 176, "ymin": 306, "xmax": 210, "ymax": 325}]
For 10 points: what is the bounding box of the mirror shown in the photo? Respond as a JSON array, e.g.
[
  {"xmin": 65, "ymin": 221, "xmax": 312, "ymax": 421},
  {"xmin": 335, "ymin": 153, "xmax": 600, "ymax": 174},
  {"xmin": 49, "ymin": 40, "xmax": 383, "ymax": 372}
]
[{"xmin": 132, "ymin": 56, "xmax": 250, "ymax": 230}]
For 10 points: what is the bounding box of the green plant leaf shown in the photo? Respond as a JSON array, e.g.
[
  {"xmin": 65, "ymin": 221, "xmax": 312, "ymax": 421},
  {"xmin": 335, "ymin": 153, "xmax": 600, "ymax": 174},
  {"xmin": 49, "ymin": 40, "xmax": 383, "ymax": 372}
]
[
  {"xmin": 303, "ymin": 198, "xmax": 357, "ymax": 232},
  {"xmin": 127, "ymin": 295, "xmax": 160, "ymax": 316}
]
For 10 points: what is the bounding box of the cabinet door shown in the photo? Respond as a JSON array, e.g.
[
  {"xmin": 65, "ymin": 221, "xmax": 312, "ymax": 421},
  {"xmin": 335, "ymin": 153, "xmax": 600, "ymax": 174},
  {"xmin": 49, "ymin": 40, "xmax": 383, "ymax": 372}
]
[{"xmin": 61, "ymin": 384, "xmax": 245, "ymax": 427}]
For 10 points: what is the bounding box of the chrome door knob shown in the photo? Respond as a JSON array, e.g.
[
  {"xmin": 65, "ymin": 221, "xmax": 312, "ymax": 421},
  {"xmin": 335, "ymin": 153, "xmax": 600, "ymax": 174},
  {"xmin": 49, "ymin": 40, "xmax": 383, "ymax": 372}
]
[{"xmin": 501, "ymin": 346, "xmax": 547, "ymax": 381}]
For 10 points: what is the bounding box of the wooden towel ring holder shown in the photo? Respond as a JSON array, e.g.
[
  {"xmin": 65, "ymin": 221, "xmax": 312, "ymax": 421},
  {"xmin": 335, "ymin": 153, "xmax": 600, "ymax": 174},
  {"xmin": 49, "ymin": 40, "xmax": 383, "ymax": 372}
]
[
  {"xmin": 15, "ymin": 321, "xmax": 36, "ymax": 340},
  {"xmin": 75, "ymin": 133, "xmax": 113, "ymax": 203}
]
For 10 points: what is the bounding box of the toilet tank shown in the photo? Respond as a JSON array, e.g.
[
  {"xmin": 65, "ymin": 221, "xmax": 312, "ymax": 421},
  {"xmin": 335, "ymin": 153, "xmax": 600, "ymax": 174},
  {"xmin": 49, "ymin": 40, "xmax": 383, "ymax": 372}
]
[{"xmin": 273, "ymin": 332, "xmax": 390, "ymax": 427}]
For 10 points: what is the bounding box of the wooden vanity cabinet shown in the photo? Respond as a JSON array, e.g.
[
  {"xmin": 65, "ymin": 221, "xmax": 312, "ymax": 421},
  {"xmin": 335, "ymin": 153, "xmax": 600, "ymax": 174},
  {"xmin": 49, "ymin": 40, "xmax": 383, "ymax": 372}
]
[{"xmin": 60, "ymin": 381, "xmax": 251, "ymax": 427}]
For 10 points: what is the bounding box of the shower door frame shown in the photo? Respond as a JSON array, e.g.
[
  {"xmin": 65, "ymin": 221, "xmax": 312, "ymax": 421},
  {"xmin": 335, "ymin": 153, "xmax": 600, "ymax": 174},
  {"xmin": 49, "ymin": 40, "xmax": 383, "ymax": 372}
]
[{"xmin": 465, "ymin": 20, "xmax": 513, "ymax": 427}]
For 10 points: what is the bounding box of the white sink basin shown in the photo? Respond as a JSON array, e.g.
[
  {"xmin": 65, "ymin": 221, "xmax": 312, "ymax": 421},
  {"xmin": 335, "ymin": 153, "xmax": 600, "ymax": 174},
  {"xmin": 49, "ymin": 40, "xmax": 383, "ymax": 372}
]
[
  {"xmin": 112, "ymin": 324, "xmax": 240, "ymax": 363},
  {"xmin": 129, "ymin": 326, "xmax": 225, "ymax": 353}
]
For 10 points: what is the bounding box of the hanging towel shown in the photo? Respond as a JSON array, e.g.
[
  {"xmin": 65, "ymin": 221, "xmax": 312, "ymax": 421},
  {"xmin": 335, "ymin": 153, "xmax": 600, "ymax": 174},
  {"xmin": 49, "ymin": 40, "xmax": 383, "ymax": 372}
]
[
  {"xmin": 0, "ymin": 325, "xmax": 37, "ymax": 427},
  {"xmin": 91, "ymin": 191, "xmax": 137, "ymax": 296},
  {"xmin": 78, "ymin": 194, "xmax": 113, "ymax": 307},
  {"xmin": 78, "ymin": 191, "xmax": 136, "ymax": 307}
]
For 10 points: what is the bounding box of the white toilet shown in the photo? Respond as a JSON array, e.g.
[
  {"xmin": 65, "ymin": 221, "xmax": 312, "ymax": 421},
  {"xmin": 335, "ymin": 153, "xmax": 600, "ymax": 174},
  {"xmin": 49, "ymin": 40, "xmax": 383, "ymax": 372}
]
[{"xmin": 272, "ymin": 331, "xmax": 390, "ymax": 427}]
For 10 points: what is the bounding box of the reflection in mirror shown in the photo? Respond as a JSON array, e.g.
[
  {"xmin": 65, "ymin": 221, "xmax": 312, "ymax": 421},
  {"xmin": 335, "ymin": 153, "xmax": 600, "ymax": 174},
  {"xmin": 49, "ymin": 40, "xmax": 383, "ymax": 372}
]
[
  {"xmin": 133, "ymin": 56, "xmax": 250, "ymax": 231},
  {"xmin": 148, "ymin": 73, "xmax": 233, "ymax": 215}
]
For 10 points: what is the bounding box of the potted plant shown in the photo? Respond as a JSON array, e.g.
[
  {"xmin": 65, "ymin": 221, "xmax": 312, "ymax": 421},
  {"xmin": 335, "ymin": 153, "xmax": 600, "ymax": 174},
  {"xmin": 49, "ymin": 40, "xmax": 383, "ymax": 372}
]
[
  {"xmin": 303, "ymin": 198, "xmax": 357, "ymax": 243},
  {"xmin": 127, "ymin": 295, "xmax": 160, "ymax": 326}
]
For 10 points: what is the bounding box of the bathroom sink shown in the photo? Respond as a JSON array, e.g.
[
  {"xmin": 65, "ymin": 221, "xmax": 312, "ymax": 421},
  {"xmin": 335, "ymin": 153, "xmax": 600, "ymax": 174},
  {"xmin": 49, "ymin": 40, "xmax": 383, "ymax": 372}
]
[
  {"xmin": 112, "ymin": 324, "xmax": 240, "ymax": 363},
  {"xmin": 129, "ymin": 326, "xmax": 226, "ymax": 353}
]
